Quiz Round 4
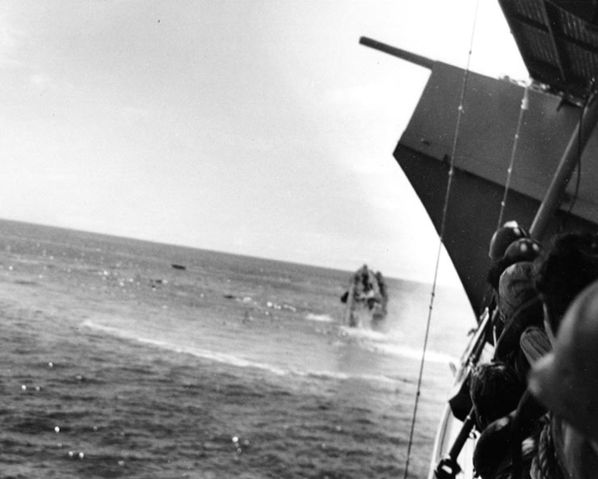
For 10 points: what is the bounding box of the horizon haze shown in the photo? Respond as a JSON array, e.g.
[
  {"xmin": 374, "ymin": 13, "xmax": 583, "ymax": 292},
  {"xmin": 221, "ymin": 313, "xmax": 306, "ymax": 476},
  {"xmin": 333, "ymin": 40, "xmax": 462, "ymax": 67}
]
[{"xmin": 0, "ymin": 0, "xmax": 526, "ymax": 285}]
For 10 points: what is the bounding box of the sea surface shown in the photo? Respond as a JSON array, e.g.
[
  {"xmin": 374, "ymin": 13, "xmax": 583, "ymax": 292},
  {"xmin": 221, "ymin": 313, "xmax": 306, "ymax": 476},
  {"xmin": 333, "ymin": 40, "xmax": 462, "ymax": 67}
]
[{"xmin": 0, "ymin": 219, "xmax": 474, "ymax": 479}]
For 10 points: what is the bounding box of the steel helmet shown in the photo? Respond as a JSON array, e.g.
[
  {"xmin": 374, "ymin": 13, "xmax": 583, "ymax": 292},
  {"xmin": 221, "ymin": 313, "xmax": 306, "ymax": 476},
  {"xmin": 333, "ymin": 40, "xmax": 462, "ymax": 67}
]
[
  {"xmin": 503, "ymin": 238, "xmax": 542, "ymax": 265},
  {"xmin": 528, "ymin": 279, "xmax": 598, "ymax": 443},
  {"xmin": 487, "ymin": 238, "xmax": 543, "ymax": 290},
  {"xmin": 488, "ymin": 221, "xmax": 529, "ymax": 261}
]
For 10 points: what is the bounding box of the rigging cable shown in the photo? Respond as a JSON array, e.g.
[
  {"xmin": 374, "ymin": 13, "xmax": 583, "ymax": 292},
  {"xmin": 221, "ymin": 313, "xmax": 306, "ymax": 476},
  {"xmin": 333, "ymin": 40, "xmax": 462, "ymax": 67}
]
[
  {"xmin": 401, "ymin": 1, "xmax": 480, "ymax": 478},
  {"xmin": 497, "ymin": 85, "xmax": 529, "ymax": 229}
]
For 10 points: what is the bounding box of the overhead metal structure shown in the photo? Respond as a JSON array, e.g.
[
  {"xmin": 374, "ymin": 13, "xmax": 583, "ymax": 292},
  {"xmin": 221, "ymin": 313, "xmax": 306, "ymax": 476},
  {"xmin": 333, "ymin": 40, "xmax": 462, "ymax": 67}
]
[{"xmin": 499, "ymin": 0, "xmax": 598, "ymax": 101}]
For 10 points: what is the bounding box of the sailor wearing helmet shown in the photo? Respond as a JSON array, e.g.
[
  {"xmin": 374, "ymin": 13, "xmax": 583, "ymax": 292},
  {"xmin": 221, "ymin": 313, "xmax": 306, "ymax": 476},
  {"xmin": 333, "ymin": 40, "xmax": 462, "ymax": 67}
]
[{"xmin": 529, "ymin": 279, "xmax": 598, "ymax": 478}]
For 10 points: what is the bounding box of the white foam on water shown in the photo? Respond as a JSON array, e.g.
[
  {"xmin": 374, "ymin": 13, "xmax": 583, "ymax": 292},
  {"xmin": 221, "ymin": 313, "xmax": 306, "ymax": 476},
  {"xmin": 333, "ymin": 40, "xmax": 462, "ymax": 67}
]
[
  {"xmin": 337, "ymin": 326, "xmax": 454, "ymax": 364},
  {"xmin": 81, "ymin": 319, "xmax": 288, "ymax": 376},
  {"xmin": 368, "ymin": 343, "xmax": 457, "ymax": 365},
  {"xmin": 81, "ymin": 318, "xmax": 408, "ymax": 384},
  {"xmin": 304, "ymin": 370, "xmax": 399, "ymax": 384},
  {"xmin": 338, "ymin": 326, "xmax": 388, "ymax": 341},
  {"xmin": 338, "ymin": 325, "xmax": 404, "ymax": 342},
  {"xmin": 305, "ymin": 313, "xmax": 334, "ymax": 323}
]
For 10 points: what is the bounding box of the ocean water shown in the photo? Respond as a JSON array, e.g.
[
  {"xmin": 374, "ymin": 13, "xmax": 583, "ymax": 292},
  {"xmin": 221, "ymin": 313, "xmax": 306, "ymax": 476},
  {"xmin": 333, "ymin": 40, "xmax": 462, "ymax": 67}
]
[{"xmin": 0, "ymin": 219, "xmax": 474, "ymax": 479}]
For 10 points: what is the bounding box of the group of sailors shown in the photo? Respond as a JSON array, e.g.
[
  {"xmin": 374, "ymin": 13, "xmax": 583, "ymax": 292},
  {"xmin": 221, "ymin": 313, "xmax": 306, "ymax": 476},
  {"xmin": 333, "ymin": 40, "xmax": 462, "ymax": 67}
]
[{"xmin": 469, "ymin": 221, "xmax": 598, "ymax": 478}]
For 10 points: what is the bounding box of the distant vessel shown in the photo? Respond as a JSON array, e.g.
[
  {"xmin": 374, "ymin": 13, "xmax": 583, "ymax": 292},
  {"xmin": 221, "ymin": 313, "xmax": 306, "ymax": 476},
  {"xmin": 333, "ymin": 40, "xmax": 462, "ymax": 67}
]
[
  {"xmin": 340, "ymin": 264, "xmax": 388, "ymax": 327},
  {"xmin": 362, "ymin": 1, "xmax": 598, "ymax": 477}
]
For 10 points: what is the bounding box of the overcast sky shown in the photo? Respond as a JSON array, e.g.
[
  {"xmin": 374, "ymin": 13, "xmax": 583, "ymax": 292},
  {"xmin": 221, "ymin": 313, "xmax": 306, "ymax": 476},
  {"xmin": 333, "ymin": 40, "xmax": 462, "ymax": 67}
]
[{"xmin": 0, "ymin": 1, "xmax": 527, "ymax": 283}]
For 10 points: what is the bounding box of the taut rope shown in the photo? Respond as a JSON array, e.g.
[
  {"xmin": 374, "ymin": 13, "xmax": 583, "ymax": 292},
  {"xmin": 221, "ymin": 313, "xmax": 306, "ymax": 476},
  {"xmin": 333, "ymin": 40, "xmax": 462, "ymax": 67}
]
[
  {"xmin": 402, "ymin": 1, "xmax": 480, "ymax": 477},
  {"xmin": 497, "ymin": 86, "xmax": 529, "ymax": 228}
]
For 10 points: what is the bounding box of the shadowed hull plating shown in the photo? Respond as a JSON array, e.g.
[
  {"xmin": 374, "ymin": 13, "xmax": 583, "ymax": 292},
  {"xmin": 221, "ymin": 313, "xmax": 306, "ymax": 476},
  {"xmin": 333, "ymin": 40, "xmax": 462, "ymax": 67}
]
[{"xmin": 393, "ymin": 62, "xmax": 598, "ymax": 314}]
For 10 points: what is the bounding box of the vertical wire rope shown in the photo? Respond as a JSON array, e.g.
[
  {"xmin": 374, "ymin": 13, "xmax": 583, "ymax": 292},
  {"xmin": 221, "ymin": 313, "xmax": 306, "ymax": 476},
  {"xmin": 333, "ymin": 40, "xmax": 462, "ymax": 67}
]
[
  {"xmin": 401, "ymin": 1, "xmax": 480, "ymax": 477},
  {"xmin": 497, "ymin": 86, "xmax": 529, "ymax": 229}
]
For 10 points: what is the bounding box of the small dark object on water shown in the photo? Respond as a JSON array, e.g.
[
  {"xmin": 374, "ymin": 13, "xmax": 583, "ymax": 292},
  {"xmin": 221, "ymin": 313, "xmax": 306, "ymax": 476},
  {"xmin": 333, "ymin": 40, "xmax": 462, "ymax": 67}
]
[
  {"xmin": 340, "ymin": 291, "xmax": 349, "ymax": 303},
  {"xmin": 171, "ymin": 263, "xmax": 186, "ymax": 270}
]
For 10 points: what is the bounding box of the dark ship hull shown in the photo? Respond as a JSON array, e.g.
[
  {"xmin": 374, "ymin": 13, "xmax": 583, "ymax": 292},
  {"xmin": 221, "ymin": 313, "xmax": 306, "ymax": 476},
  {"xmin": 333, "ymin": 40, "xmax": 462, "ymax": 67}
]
[{"xmin": 395, "ymin": 60, "xmax": 598, "ymax": 314}]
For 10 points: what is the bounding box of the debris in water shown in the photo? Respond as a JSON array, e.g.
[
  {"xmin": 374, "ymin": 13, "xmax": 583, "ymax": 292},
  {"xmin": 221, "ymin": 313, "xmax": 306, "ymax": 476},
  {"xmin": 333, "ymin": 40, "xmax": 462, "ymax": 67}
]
[
  {"xmin": 149, "ymin": 278, "xmax": 164, "ymax": 289},
  {"xmin": 231, "ymin": 435, "xmax": 250, "ymax": 454},
  {"xmin": 171, "ymin": 263, "xmax": 186, "ymax": 270}
]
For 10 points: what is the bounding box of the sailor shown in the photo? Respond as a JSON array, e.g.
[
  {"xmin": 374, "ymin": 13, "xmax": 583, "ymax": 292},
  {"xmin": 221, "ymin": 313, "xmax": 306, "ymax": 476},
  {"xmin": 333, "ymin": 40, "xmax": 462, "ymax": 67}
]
[
  {"xmin": 535, "ymin": 232, "xmax": 598, "ymax": 338},
  {"xmin": 471, "ymin": 258, "xmax": 543, "ymax": 429},
  {"xmin": 501, "ymin": 238, "xmax": 541, "ymax": 275},
  {"xmin": 340, "ymin": 265, "xmax": 367, "ymax": 304},
  {"xmin": 488, "ymin": 235, "xmax": 539, "ymax": 291},
  {"xmin": 476, "ymin": 232, "xmax": 598, "ymax": 478},
  {"xmin": 497, "ymin": 260, "xmax": 538, "ymax": 325},
  {"xmin": 471, "ymin": 234, "xmax": 547, "ymax": 478},
  {"xmin": 485, "ymin": 222, "xmax": 535, "ymax": 335},
  {"xmin": 470, "ymin": 361, "xmax": 525, "ymax": 431},
  {"xmin": 488, "ymin": 221, "xmax": 530, "ymax": 263},
  {"xmin": 473, "ymin": 392, "xmax": 544, "ymax": 479},
  {"xmin": 496, "ymin": 251, "xmax": 547, "ymax": 356},
  {"xmin": 491, "ymin": 238, "xmax": 544, "ymax": 360},
  {"xmin": 494, "ymin": 260, "xmax": 545, "ymax": 384},
  {"xmin": 528, "ymin": 280, "xmax": 598, "ymax": 478},
  {"xmin": 359, "ymin": 264, "xmax": 370, "ymax": 293}
]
